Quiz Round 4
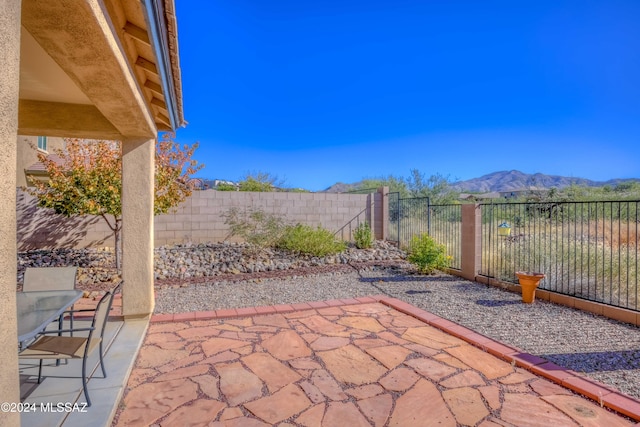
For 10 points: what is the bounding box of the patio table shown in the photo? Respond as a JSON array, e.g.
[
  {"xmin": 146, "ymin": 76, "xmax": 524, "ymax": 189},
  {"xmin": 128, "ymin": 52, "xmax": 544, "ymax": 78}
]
[{"xmin": 16, "ymin": 290, "xmax": 83, "ymax": 347}]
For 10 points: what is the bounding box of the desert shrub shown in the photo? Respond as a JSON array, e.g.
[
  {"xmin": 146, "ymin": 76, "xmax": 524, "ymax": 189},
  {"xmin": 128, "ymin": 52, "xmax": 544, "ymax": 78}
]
[
  {"xmin": 216, "ymin": 183, "xmax": 237, "ymax": 191},
  {"xmin": 277, "ymin": 224, "xmax": 347, "ymax": 256},
  {"xmin": 407, "ymin": 233, "xmax": 451, "ymax": 274},
  {"xmin": 239, "ymin": 177, "xmax": 273, "ymax": 192},
  {"xmin": 223, "ymin": 207, "xmax": 287, "ymax": 248},
  {"xmin": 353, "ymin": 222, "xmax": 373, "ymax": 249},
  {"xmin": 237, "ymin": 171, "xmax": 283, "ymax": 192}
]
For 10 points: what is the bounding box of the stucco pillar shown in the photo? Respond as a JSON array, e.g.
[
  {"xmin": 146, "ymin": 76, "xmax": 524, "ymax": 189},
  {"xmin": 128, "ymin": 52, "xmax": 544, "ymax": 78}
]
[
  {"xmin": 0, "ymin": 1, "xmax": 22, "ymax": 425},
  {"xmin": 121, "ymin": 138, "xmax": 155, "ymax": 318},
  {"xmin": 375, "ymin": 187, "xmax": 389, "ymax": 240},
  {"xmin": 460, "ymin": 204, "xmax": 482, "ymax": 281}
]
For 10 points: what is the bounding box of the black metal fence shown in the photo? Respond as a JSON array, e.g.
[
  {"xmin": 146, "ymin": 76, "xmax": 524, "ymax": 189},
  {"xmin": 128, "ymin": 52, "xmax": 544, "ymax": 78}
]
[
  {"xmin": 388, "ymin": 194, "xmax": 462, "ymax": 269},
  {"xmin": 428, "ymin": 204, "xmax": 462, "ymax": 270},
  {"xmin": 390, "ymin": 196, "xmax": 639, "ymax": 311},
  {"xmin": 481, "ymin": 201, "xmax": 639, "ymax": 311}
]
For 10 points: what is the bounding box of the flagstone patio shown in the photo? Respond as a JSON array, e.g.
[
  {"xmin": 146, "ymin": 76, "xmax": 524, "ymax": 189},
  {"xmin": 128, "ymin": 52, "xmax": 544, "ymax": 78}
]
[{"xmin": 112, "ymin": 296, "xmax": 640, "ymax": 426}]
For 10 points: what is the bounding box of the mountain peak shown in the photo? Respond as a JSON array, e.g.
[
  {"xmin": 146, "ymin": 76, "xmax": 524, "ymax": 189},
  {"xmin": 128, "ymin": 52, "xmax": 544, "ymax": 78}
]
[
  {"xmin": 453, "ymin": 170, "xmax": 598, "ymax": 193},
  {"xmin": 322, "ymin": 171, "xmax": 639, "ymax": 194}
]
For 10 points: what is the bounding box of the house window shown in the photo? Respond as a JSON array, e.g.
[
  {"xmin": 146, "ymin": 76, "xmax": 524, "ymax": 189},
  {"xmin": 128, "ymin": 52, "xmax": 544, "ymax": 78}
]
[{"xmin": 37, "ymin": 136, "xmax": 47, "ymax": 152}]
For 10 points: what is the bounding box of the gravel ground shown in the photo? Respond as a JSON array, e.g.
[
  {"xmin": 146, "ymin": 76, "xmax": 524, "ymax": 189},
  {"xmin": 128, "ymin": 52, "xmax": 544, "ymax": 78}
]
[{"xmin": 155, "ymin": 264, "xmax": 640, "ymax": 401}]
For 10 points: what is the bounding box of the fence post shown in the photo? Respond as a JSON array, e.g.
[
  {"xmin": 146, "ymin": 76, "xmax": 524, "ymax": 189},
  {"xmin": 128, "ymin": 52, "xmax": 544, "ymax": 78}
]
[
  {"xmin": 460, "ymin": 204, "xmax": 481, "ymax": 281},
  {"xmin": 375, "ymin": 187, "xmax": 389, "ymax": 240}
]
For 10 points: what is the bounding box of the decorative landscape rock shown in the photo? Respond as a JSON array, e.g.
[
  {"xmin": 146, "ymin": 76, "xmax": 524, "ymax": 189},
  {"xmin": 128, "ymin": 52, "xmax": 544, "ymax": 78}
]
[{"xmin": 17, "ymin": 240, "xmax": 407, "ymax": 291}]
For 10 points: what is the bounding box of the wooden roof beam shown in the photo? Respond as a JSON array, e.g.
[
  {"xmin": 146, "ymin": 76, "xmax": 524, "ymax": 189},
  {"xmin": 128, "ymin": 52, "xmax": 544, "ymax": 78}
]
[
  {"xmin": 151, "ymin": 97, "xmax": 166, "ymax": 109},
  {"xmin": 144, "ymin": 80, "xmax": 163, "ymax": 95},
  {"xmin": 156, "ymin": 112, "xmax": 171, "ymax": 127},
  {"xmin": 123, "ymin": 21, "xmax": 150, "ymax": 46},
  {"xmin": 136, "ymin": 56, "xmax": 158, "ymax": 75}
]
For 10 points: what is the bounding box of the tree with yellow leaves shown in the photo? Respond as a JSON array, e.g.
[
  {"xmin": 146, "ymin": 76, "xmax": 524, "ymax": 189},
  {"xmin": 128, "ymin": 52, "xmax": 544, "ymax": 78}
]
[{"xmin": 26, "ymin": 134, "xmax": 203, "ymax": 270}]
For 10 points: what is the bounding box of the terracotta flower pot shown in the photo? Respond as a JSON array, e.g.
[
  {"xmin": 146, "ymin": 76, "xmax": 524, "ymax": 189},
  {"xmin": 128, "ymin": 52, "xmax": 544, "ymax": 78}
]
[{"xmin": 515, "ymin": 271, "xmax": 545, "ymax": 303}]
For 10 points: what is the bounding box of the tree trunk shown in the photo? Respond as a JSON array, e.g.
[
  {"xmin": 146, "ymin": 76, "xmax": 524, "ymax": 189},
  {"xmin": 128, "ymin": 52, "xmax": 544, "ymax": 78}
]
[
  {"xmin": 99, "ymin": 214, "xmax": 122, "ymax": 272},
  {"xmin": 114, "ymin": 217, "xmax": 122, "ymax": 271}
]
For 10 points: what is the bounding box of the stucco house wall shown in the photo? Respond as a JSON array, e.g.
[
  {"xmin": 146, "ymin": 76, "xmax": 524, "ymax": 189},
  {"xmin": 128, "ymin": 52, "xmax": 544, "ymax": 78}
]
[
  {"xmin": 15, "ymin": 135, "xmax": 65, "ymax": 187},
  {"xmin": 3, "ymin": 1, "xmax": 185, "ymax": 421}
]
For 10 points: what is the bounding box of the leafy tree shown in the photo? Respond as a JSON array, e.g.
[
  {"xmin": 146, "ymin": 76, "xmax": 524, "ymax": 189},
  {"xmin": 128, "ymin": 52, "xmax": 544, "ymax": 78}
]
[
  {"xmin": 405, "ymin": 169, "xmax": 458, "ymax": 204},
  {"xmin": 614, "ymin": 181, "xmax": 638, "ymax": 193},
  {"xmin": 238, "ymin": 171, "xmax": 284, "ymax": 192},
  {"xmin": 358, "ymin": 175, "xmax": 410, "ymax": 197},
  {"xmin": 359, "ymin": 170, "xmax": 458, "ymax": 203},
  {"xmin": 154, "ymin": 134, "xmax": 204, "ymax": 213},
  {"xmin": 563, "ymin": 183, "xmax": 589, "ymax": 201},
  {"xmin": 26, "ymin": 134, "xmax": 203, "ymax": 270}
]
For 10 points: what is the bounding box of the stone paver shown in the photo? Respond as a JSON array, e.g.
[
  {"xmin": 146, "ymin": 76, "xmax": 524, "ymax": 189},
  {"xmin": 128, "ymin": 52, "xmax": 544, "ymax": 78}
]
[
  {"xmin": 310, "ymin": 369, "xmax": 348, "ymax": 401},
  {"xmin": 542, "ymin": 394, "xmax": 634, "ymax": 427},
  {"xmin": 295, "ymin": 403, "xmax": 325, "ymax": 427},
  {"xmin": 262, "ymin": 329, "xmax": 312, "ymax": 360},
  {"xmin": 317, "ymin": 345, "xmax": 387, "ymax": 385},
  {"xmin": 244, "ymin": 383, "xmax": 312, "ymax": 424},
  {"xmin": 389, "ymin": 378, "xmax": 456, "ymax": 426},
  {"xmin": 357, "ymin": 393, "xmax": 392, "ymax": 427},
  {"xmin": 364, "ymin": 344, "xmax": 412, "ymax": 369},
  {"xmin": 323, "ymin": 402, "xmax": 370, "ymax": 427},
  {"xmin": 443, "ymin": 386, "xmax": 490, "ymax": 426},
  {"xmin": 440, "ymin": 369, "xmax": 486, "ymax": 388},
  {"xmin": 500, "ymin": 392, "xmax": 577, "ymax": 426},
  {"xmin": 160, "ymin": 400, "xmax": 226, "ymax": 427},
  {"xmin": 114, "ymin": 299, "xmax": 638, "ymax": 426},
  {"xmin": 446, "ymin": 344, "xmax": 515, "ymax": 379},
  {"xmin": 118, "ymin": 379, "xmax": 198, "ymax": 426},
  {"xmin": 337, "ymin": 315, "xmax": 386, "ymax": 333},
  {"xmin": 217, "ymin": 362, "xmax": 263, "ymax": 406},
  {"xmin": 298, "ymin": 315, "xmax": 348, "ymax": 335},
  {"xmin": 379, "ymin": 367, "xmax": 420, "ymax": 391},
  {"xmin": 201, "ymin": 336, "xmax": 248, "ymax": 357},
  {"xmin": 405, "ymin": 356, "xmax": 458, "ymax": 381},
  {"xmin": 243, "ymin": 352, "xmax": 301, "ymax": 392}
]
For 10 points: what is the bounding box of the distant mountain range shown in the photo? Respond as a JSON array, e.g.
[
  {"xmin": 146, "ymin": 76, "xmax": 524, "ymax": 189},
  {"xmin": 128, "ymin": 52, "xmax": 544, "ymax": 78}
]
[
  {"xmin": 451, "ymin": 171, "xmax": 639, "ymax": 193},
  {"xmin": 323, "ymin": 170, "xmax": 640, "ymax": 193}
]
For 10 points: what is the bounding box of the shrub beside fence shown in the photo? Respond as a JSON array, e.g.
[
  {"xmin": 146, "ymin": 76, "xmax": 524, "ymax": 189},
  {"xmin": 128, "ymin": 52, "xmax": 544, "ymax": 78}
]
[{"xmin": 388, "ymin": 194, "xmax": 461, "ymax": 270}]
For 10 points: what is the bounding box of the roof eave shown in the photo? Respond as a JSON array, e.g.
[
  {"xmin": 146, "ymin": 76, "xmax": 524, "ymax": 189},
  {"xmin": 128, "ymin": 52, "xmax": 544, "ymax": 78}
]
[{"xmin": 141, "ymin": 0, "xmax": 185, "ymax": 130}]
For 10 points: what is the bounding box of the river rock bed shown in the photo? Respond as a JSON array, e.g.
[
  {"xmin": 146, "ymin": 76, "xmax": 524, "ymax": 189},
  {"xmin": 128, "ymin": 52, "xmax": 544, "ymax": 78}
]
[{"xmin": 17, "ymin": 240, "xmax": 407, "ymax": 291}]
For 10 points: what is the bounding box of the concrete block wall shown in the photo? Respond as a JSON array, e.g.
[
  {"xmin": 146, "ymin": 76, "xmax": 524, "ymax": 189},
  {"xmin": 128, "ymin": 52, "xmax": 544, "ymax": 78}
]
[
  {"xmin": 17, "ymin": 190, "xmax": 113, "ymax": 250},
  {"xmin": 17, "ymin": 188, "xmax": 382, "ymax": 249}
]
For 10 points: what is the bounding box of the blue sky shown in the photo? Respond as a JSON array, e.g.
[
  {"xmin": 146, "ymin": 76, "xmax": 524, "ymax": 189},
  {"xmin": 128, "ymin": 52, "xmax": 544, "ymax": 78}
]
[{"xmin": 174, "ymin": 0, "xmax": 640, "ymax": 191}]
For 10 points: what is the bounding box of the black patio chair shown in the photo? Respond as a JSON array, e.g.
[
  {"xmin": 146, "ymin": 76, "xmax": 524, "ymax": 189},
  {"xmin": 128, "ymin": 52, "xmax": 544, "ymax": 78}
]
[
  {"xmin": 23, "ymin": 266, "xmax": 79, "ymax": 334},
  {"xmin": 18, "ymin": 282, "xmax": 121, "ymax": 407}
]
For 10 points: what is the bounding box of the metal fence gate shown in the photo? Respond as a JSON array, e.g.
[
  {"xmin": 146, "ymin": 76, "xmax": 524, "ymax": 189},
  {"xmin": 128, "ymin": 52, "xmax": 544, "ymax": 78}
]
[{"xmin": 388, "ymin": 194, "xmax": 461, "ymax": 269}]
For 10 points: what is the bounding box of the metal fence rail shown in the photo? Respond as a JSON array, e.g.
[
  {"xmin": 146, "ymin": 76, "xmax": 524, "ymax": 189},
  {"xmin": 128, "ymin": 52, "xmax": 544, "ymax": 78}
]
[
  {"xmin": 388, "ymin": 196, "xmax": 639, "ymax": 311},
  {"xmin": 480, "ymin": 201, "xmax": 639, "ymax": 311},
  {"xmin": 388, "ymin": 194, "xmax": 461, "ymax": 269},
  {"xmin": 397, "ymin": 196, "xmax": 431, "ymax": 248},
  {"xmin": 334, "ymin": 207, "xmax": 371, "ymax": 242},
  {"xmin": 427, "ymin": 204, "xmax": 462, "ymax": 270},
  {"xmin": 387, "ymin": 192, "xmax": 400, "ymax": 243}
]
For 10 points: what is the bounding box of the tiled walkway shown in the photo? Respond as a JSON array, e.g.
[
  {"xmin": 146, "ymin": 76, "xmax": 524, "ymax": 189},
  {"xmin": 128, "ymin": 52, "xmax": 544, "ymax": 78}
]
[{"xmin": 113, "ymin": 296, "xmax": 639, "ymax": 426}]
